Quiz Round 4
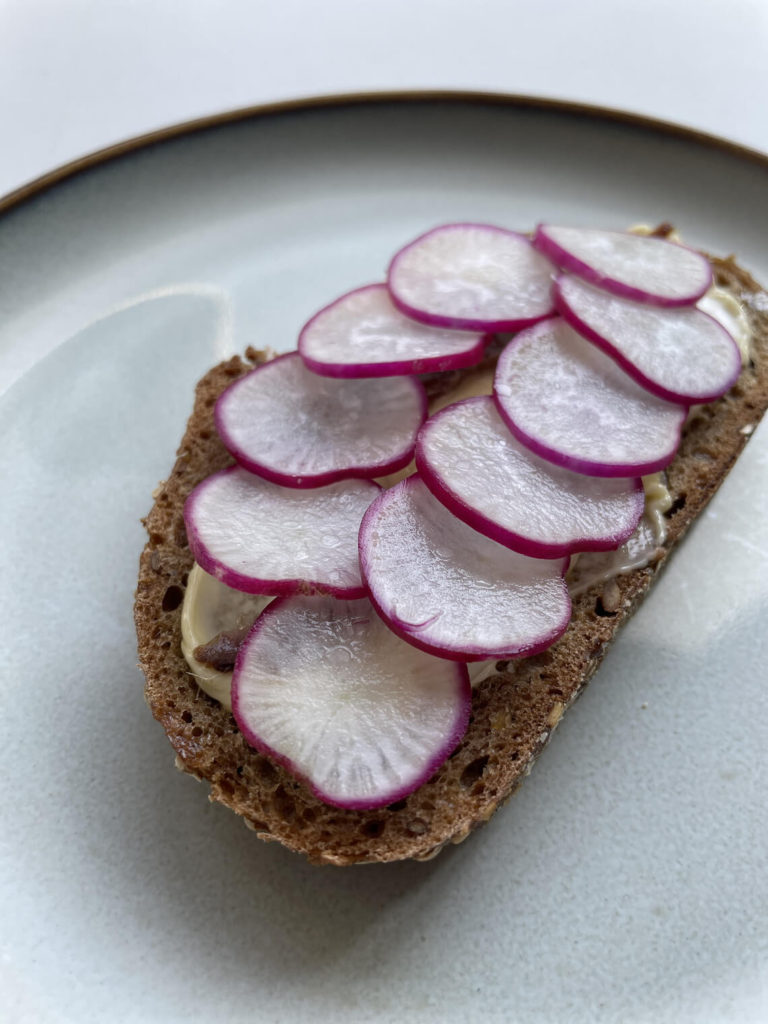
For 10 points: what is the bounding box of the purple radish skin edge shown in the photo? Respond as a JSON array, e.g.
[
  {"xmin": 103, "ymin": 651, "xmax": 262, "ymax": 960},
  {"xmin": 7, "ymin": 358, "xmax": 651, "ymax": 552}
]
[
  {"xmin": 533, "ymin": 225, "xmax": 712, "ymax": 308},
  {"xmin": 183, "ymin": 466, "xmax": 377, "ymax": 598},
  {"xmin": 491, "ymin": 388, "xmax": 684, "ymax": 478},
  {"xmin": 358, "ymin": 480, "xmax": 572, "ymax": 662},
  {"xmin": 387, "ymin": 222, "xmax": 557, "ymax": 332},
  {"xmin": 414, "ymin": 400, "xmax": 645, "ymax": 559},
  {"xmin": 214, "ymin": 351, "xmax": 429, "ymax": 488},
  {"xmin": 231, "ymin": 597, "xmax": 472, "ymax": 810},
  {"xmin": 298, "ymin": 283, "xmax": 489, "ymax": 378},
  {"xmin": 553, "ymin": 276, "xmax": 742, "ymax": 405}
]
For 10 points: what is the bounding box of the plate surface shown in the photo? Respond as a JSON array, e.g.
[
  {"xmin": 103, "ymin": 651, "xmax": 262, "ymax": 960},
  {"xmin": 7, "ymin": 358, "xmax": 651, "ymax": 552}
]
[{"xmin": 1, "ymin": 95, "xmax": 766, "ymax": 1024}]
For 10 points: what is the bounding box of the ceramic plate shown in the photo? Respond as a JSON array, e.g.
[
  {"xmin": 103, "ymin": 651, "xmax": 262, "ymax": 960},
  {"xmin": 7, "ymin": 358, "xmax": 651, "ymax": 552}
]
[{"xmin": 1, "ymin": 94, "xmax": 766, "ymax": 1024}]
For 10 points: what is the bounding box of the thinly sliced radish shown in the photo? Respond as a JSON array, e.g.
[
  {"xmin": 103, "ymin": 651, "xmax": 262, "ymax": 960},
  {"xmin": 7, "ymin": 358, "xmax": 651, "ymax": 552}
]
[
  {"xmin": 232, "ymin": 595, "xmax": 470, "ymax": 809},
  {"xmin": 387, "ymin": 223, "xmax": 556, "ymax": 331},
  {"xmin": 416, "ymin": 396, "xmax": 644, "ymax": 558},
  {"xmin": 494, "ymin": 319, "xmax": 687, "ymax": 477},
  {"xmin": 298, "ymin": 283, "xmax": 487, "ymax": 378},
  {"xmin": 554, "ymin": 274, "xmax": 741, "ymax": 403},
  {"xmin": 215, "ymin": 352, "xmax": 427, "ymax": 487},
  {"xmin": 534, "ymin": 225, "xmax": 712, "ymax": 306},
  {"xmin": 359, "ymin": 475, "xmax": 571, "ymax": 661},
  {"xmin": 184, "ymin": 466, "xmax": 379, "ymax": 597}
]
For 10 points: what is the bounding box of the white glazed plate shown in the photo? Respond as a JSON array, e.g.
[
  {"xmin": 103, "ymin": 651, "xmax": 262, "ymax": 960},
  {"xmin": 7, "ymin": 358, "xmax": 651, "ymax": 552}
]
[{"xmin": 1, "ymin": 94, "xmax": 766, "ymax": 1024}]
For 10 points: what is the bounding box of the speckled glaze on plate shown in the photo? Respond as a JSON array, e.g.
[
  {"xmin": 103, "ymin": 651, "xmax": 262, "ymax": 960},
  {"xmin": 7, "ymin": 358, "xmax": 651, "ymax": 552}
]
[{"xmin": 1, "ymin": 93, "xmax": 766, "ymax": 1024}]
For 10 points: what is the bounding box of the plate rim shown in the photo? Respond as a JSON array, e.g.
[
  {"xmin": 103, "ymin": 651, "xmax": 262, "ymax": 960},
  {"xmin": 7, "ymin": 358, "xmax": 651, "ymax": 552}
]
[{"xmin": 2, "ymin": 89, "xmax": 767, "ymax": 220}]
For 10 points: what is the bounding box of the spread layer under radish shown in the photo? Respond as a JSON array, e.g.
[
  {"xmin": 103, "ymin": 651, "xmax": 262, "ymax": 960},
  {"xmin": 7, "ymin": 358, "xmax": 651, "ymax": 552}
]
[{"xmin": 183, "ymin": 222, "xmax": 741, "ymax": 808}]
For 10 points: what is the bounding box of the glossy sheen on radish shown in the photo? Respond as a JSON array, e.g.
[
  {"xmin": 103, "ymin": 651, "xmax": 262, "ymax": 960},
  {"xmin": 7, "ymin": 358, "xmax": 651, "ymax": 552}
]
[
  {"xmin": 232, "ymin": 595, "xmax": 471, "ymax": 809},
  {"xmin": 554, "ymin": 274, "xmax": 741, "ymax": 404},
  {"xmin": 359, "ymin": 476, "xmax": 571, "ymax": 661},
  {"xmin": 299, "ymin": 283, "xmax": 487, "ymax": 378},
  {"xmin": 494, "ymin": 319, "xmax": 687, "ymax": 477},
  {"xmin": 416, "ymin": 396, "xmax": 644, "ymax": 558},
  {"xmin": 184, "ymin": 466, "xmax": 380, "ymax": 596},
  {"xmin": 215, "ymin": 352, "xmax": 427, "ymax": 486},
  {"xmin": 534, "ymin": 225, "xmax": 712, "ymax": 306},
  {"xmin": 387, "ymin": 223, "xmax": 556, "ymax": 330}
]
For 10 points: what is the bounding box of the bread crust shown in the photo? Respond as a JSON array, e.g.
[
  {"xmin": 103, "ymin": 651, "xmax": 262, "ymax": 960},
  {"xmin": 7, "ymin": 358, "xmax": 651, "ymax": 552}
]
[{"xmin": 134, "ymin": 256, "xmax": 768, "ymax": 864}]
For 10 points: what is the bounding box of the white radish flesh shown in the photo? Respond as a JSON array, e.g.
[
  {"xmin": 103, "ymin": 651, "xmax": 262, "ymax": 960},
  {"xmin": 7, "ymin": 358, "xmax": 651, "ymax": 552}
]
[
  {"xmin": 232, "ymin": 595, "xmax": 471, "ymax": 809},
  {"xmin": 299, "ymin": 283, "xmax": 487, "ymax": 378},
  {"xmin": 359, "ymin": 475, "xmax": 571, "ymax": 661},
  {"xmin": 555, "ymin": 274, "xmax": 741, "ymax": 403},
  {"xmin": 534, "ymin": 225, "xmax": 712, "ymax": 306},
  {"xmin": 387, "ymin": 223, "xmax": 556, "ymax": 330},
  {"xmin": 184, "ymin": 466, "xmax": 379, "ymax": 597},
  {"xmin": 215, "ymin": 352, "xmax": 427, "ymax": 487},
  {"xmin": 494, "ymin": 319, "xmax": 687, "ymax": 477},
  {"xmin": 416, "ymin": 396, "xmax": 644, "ymax": 557}
]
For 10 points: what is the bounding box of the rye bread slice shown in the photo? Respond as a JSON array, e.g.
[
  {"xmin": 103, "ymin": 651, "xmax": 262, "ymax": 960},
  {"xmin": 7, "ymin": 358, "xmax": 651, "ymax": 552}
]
[{"xmin": 135, "ymin": 254, "xmax": 768, "ymax": 865}]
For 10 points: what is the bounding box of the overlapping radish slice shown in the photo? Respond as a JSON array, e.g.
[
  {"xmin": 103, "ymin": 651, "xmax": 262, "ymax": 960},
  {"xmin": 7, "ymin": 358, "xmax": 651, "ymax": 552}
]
[
  {"xmin": 387, "ymin": 223, "xmax": 556, "ymax": 331},
  {"xmin": 232, "ymin": 595, "xmax": 471, "ymax": 809},
  {"xmin": 298, "ymin": 283, "xmax": 487, "ymax": 378},
  {"xmin": 416, "ymin": 396, "xmax": 644, "ymax": 558},
  {"xmin": 534, "ymin": 225, "xmax": 712, "ymax": 306},
  {"xmin": 359, "ymin": 476, "xmax": 571, "ymax": 661},
  {"xmin": 553, "ymin": 274, "xmax": 741, "ymax": 404},
  {"xmin": 215, "ymin": 352, "xmax": 427, "ymax": 487},
  {"xmin": 184, "ymin": 466, "xmax": 380, "ymax": 596},
  {"xmin": 494, "ymin": 319, "xmax": 687, "ymax": 477}
]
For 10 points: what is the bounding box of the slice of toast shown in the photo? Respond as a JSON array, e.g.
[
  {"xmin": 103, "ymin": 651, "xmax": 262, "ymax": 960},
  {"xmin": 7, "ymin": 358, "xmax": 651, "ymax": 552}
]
[{"xmin": 134, "ymin": 254, "xmax": 768, "ymax": 865}]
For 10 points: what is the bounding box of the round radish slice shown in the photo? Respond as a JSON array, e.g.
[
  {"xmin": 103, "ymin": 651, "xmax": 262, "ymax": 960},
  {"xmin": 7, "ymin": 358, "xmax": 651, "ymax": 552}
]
[
  {"xmin": 232, "ymin": 595, "xmax": 470, "ymax": 809},
  {"xmin": 534, "ymin": 225, "xmax": 712, "ymax": 306},
  {"xmin": 359, "ymin": 475, "xmax": 571, "ymax": 661},
  {"xmin": 416, "ymin": 396, "xmax": 644, "ymax": 558},
  {"xmin": 387, "ymin": 223, "xmax": 556, "ymax": 331},
  {"xmin": 554, "ymin": 274, "xmax": 741, "ymax": 404},
  {"xmin": 215, "ymin": 352, "xmax": 427, "ymax": 487},
  {"xmin": 184, "ymin": 466, "xmax": 379, "ymax": 597},
  {"xmin": 298, "ymin": 283, "xmax": 487, "ymax": 378},
  {"xmin": 494, "ymin": 319, "xmax": 687, "ymax": 478}
]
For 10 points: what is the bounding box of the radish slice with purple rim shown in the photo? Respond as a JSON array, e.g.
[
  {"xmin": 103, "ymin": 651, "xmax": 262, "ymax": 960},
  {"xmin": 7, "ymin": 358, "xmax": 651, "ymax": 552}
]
[
  {"xmin": 554, "ymin": 274, "xmax": 741, "ymax": 404},
  {"xmin": 184, "ymin": 466, "xmax": 379, "ymax": 597},
  {"xmin": 534, "ymin": 225, "xmax": 712, "ymax": 307},
  {"xmin": 215, "ymin": 352, "xmax": 427, "ymax": 487},
  {"xmin": 494, "ymin": 318, "xmax": 687, "ymax": 478},
  {"xmin": 232, "ymin": 595, "xmax": 470, "ymax": 810},
  {"xmin": 298, "ymin": 283, "xmax": 487, "ymax": 378},
  {"xmin": 359, "ymin": 475, "xmax": 571, "ymax": 661},
  {"xmin": 416, "ymin": 396, "xmax": 644, "ymax": 558},
  {"xmin": 387, "ymin": 223, "xmax": 556, "ymax": 331}
]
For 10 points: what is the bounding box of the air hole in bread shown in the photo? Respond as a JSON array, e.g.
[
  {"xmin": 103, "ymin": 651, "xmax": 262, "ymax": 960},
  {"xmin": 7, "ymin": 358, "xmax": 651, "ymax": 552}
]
[
  {"xmin": 387, "ymin": 799, "xmax": 408, "ymax": 812},
  {"xmin": 461, "ymin": 756, "xmax": 489, "ymax": 788},
  {"xmin": 217, "ymin": 779, "xmax": 234, "ymax": 798},
  {"xmin": 162, "ymin": 585, "xmax": 184, "ymax": 611},
  {"xmin": 191, "ymin": 726, "xmax": 203, "ymax": 738},
  {"xmin": 199, "ymin": 429, "xmax": 212, "ymax": 441},
  {"xmin": 303, "ymin": 807, "xmax": 317, "ymax": 823},
  {"xmin": 360, "ymin": 819, "xmax": 386, "ymax": 838},
  {"xmin": 181, "ymin": 710, "xmax": 193, "ymax": 723},
  {"xmin": 666, "ymin": 493, "xmax": 687, "ymax": 516},
  {"xmin": 150, "ymin": 532, "xmax": 164, "ymax": 547},
  {"xmin": 273, "ymin": 786, "xmax": 296, "ymax": 822},
  {"xmin": 594, "ymin": 597, "xmax": 618, "ymax": 618},
  {"xmin": 253, "ymin": 756, "xmax": 278, "ymax": 786}
]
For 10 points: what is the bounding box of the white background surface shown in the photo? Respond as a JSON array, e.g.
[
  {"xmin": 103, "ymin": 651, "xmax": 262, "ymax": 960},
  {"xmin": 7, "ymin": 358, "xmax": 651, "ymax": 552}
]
[{"xmin": 2, "ymin": 0, "xmax": 768, "ymax": 200}]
